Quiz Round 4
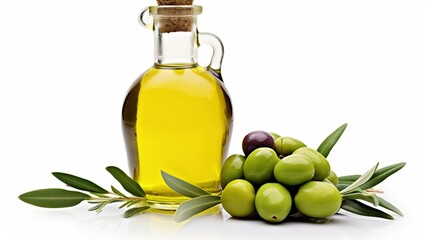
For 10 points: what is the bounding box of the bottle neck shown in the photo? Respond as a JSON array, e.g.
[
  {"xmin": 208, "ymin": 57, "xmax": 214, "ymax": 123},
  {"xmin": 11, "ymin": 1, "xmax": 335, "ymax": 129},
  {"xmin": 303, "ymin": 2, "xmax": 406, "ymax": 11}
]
[{"xmin": 153, "ymin": 17, "xmax": 198, "ymax": 67}]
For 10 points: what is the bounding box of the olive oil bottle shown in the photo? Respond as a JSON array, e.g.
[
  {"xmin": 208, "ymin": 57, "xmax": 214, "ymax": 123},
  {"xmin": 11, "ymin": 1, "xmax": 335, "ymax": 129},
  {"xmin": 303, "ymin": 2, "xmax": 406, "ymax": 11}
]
[{"xmin": 122, "ymin": 6, "xmax": 233, "ymax": 210}]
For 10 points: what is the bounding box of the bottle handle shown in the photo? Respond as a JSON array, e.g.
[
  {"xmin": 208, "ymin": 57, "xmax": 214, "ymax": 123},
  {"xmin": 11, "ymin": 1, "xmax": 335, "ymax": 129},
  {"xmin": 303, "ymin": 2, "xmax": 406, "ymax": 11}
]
[
  {"xmin": 198, "ymin": 32, "xmax": 224, "ymax": 81},
  {"xmin": 139, "ymin": 7, "xmax": 153, "ymax": 30}
]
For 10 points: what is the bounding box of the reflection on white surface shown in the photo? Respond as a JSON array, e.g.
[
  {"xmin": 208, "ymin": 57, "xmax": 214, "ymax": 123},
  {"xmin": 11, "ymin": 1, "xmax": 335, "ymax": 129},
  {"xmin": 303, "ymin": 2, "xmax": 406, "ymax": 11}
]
[{"xmin": 9, "ymin": 204, "xmax": 404, "ymax": 240}]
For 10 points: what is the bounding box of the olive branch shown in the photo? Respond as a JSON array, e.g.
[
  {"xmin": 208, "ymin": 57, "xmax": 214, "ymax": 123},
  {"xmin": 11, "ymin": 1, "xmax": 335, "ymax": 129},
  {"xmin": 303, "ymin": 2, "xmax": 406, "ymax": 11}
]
[
  {"xmin": 18, "ymin": 123, "xmax": 405, "ymax": 222},
  {"xmin": 163, "ymin": 123, "xmax": 405, "ymax": 222},
  {"xmin": 19, "ymin": 167, "xmax": 149, "ymax": 218}
]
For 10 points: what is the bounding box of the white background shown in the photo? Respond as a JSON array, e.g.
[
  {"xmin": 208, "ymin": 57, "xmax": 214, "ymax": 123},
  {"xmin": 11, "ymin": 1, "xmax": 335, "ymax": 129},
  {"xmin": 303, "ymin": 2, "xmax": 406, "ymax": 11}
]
[{"xmin": 1, "ymin": 0, "xmax": 428, "ymax": 239}]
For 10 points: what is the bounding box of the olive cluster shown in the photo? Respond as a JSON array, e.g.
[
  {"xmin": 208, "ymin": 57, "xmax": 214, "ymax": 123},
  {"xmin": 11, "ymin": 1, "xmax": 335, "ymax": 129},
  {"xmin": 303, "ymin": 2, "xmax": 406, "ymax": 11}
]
[{"xmin": 220, "ymin": 131, "xmax": 342, "ymax": 223}]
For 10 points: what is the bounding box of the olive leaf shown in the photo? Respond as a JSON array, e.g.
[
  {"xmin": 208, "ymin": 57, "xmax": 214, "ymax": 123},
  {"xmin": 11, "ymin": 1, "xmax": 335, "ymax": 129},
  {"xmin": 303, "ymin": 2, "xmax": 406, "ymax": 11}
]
[
  {"xmin": 119, "ymin": 200, "xmax": 133, "ymax": 209},
  {"xmin": 106, "ymin": 166, "xmax": 145, "ymax": 197},
  {"xmin": 374, "ymin": 162, "xmax": 407, "ymax": 176},
  {"xmin": 88, "ymin": 202, "xmax": 105, "ymax": 212},
  {"xmin": 118, "ymin": 200, "xmax": 142, "ymax": 210},
  {"xmin": 359, "ymin": 162, "xmax": 406, "ymax": 190},
  {"xmin": 338, "ymin": 174, "xmax": 360, "ymax": 184},
  {"xmin": 123, "ymin": 206, "xmax": 150, "ymax": 218},
  {"xmin": 375, "ymin": 196, "xmax": 403, "ymax": 216},
  {"xmin": 317, "ymin": 123, "xmax": 348, "ymax": 158},
  {"xmin": 91, "ymin": 192, "xmax": 109, "ymax": 198},
  {"xmin": 341, "ymin": 199, "xmax": 394, "ymax": 220},
  {"xmin": 161, "ymin": 171, "xmax": 211, "ymax": 198},
  {"xmin": 338, "ymin": 162, "xmax": 406, "ymax": 187},
  {"xmin": 52, "ymin": 172, "xmax": 108, "ymax": 194},
  {"xmin": 19, "ymin": 188, "xmax": 90, "ymax": 208},
  {"xmin": 335, "ymin": 183, "xmax": 350, "ymax": 191},
  {"xmin": 175, "ymin": 195, "xmax": 221, "ymax": 223},
  {"xmin": 338, "ymin": 162, "xmax": 405, "ymax": 219},
  {"xmin": 340, "ymin": 163, "xmax": 379, "ymax": 195},
  {"xmin": 88, "ymin": 199, "xmax": 118, "ymax": 213},
  {"xmin": 20, "ymin": 166, "xmax": 149, "ymax": 218},
  {"xmin": 111, "ymin": 185, "xmax": 127, "ymax": 198},
  {"xmin": 342, "ymin": 191, "xmax": 379, "ymax": 206},
  {"xmin": 126, "ymin": 200, "xmax": 141, "ymax": 208}
]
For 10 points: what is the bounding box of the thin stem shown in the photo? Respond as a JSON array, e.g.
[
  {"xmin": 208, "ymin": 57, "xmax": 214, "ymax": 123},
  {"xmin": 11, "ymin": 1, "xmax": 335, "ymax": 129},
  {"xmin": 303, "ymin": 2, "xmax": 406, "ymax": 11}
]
[
  {"xmin": 87, "ymin": 195, "xmax": 149, "ymax": 213},
  {"xmin": 365, "ymin": 189, "xmax": 384, "ymax": 194},
  {"xmin": 87, "ymin": 196, "xmax": 146, "ymax": 203}
]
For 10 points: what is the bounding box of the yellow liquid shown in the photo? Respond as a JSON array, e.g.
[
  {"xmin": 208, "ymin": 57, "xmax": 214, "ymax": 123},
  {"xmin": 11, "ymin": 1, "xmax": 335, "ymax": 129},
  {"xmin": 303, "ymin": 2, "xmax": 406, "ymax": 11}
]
[{"xmin": 122, "ymin": 65, "xmax": 233, "ymax": 210}]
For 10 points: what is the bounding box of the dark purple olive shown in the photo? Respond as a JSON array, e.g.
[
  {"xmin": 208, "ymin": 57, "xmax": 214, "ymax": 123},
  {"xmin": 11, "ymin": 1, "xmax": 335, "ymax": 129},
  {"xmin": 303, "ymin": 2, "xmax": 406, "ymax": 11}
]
[{"xmin": 242, "ymin": 131, "xmax": 275, "ymax": 156}]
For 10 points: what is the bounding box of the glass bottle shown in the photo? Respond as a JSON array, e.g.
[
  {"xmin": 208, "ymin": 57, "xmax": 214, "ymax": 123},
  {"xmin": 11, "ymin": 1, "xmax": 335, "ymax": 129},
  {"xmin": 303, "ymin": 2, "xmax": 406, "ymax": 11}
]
[{"xmin": 122, "ymin": 5, "xmax": 233, "ymax": 210}]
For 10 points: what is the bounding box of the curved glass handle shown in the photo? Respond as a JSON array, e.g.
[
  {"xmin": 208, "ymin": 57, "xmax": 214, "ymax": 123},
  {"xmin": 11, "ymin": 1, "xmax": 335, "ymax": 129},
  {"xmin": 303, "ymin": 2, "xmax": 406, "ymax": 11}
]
[
  {"xmin": 198, "ymin": 32, "xmax": 224, "ymax": 79},
  {"xmin": 139, "ymin": 7, "xmax": 153, "ymax": 29}
]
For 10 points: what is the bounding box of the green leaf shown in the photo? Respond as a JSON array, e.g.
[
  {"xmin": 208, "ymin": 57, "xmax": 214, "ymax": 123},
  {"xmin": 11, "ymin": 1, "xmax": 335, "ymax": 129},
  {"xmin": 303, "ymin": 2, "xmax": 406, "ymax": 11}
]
[
  {"xmin": 106, "ymin": 166, "xmax": 145, "ymax": 197},
  {"xmin": 175, "ymin": 195, "xmax": 221, "ymax": 222},
  {"xmin": 161, "ymin": 171, "xmax": 211, "ymax": 198},
  {"xmin": 359, "ymin": 162, "xmax": 406, "ymax": 190},
  {"xmin": 341, "ymin": 199, "xmax": 394, "ymax": 220},
  {"xmin": 111, "ymin": 185, "xmax": 127, "ymax": 198},
  {"xmin": 88, "ymin": 199, "xmax": 116, "ymax": 213},
  {"xmin": 340, "ymin": 163, "xmax": 379, "ymax": 194},
  {"xmin": 336, "ymin": 183, "xmax": 351, "ymax": 191},
  {"xmin": 317, "ymin": 123, "xmax": 348, "ymax": 158},
  {"xmin": 338, "ymin": 162, "xmax": 406, "ymax": 187},
  {"xmin": 19, "ymin": 188, "xmax": 90, "ymax": 208},
  {"xmin": 88, "ymin": 202, "xmax": 104, "ymax": 211},
  {"xmin": 52, "ymin": 172, "xmax": 108, "ymax": 194},
  {"xmin": 91, "ymin": 192, "xmax": 109, "ymax": 198},
  {"xmin": 338, "ymin": 174, "xmax": 361, "ymax": 184},
  {"xmin": 123, "ymin": 206, "xmax": 150, "ymax": 218},
  {"xmin": 119, "ymin": 200, "xmax": 132, "ymax": 209},
  {"xmin": 374, "ymin": 162, "xmax": 406, "ymax": 175},
  {"xmin": 119, "ymin": 200, "xmax": 141, "ymax": 209},
  {"xmin": 338, "ymin": 181, "xmax": 357, "ymax": 185},
  {"xmin": 375, "ymin": 196, "xmax": 404, "ymax": 216},
  {"xmin": 342, "ymin": 192, "xmax": 379, "ymax": 206},
  {"xmin": 127, "ymin": 200, "xmax": 140, "ymax": 208}
]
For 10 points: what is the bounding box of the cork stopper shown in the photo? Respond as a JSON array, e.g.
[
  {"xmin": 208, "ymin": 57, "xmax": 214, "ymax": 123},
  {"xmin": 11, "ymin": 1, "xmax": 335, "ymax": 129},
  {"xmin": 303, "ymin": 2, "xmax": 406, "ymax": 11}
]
[
  {"xmin": 157, "ymin": 0, "xmax": 193, "ymax": 5},
  {"xmin": 155, "ymin": 0, "xmax": 196, "ymax": 33}
]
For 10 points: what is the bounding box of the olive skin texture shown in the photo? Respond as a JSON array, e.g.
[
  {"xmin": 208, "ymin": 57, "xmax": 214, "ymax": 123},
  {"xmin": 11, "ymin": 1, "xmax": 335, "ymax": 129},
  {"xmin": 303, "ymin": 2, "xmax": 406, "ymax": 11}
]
[
  {"xmin": 220, "ymin": 154, "xmax": 246, "ymax": 189},
  {"xmin": 274, "ymin": 154, "xmax": 315, "ymax": 186},
  {"xmin": 255, "ymin": 183, "xmax": 292, "ymax": 223},
  {"xmin": 243, "ymin": 148, "xmax": 280, "ymax": 185},
  {"xmin": 221, "ymin": 179, "xmax": 256, "ymax": 218},
  {"xmin": 293, "ymin": 147, "xmax": 331, "ymax": 180},
  {"xmin": 326, "ymin": 171, "xmax": 339, "ymax": 185},
  {"xmin": 294, "ymin": 181, "xmax": 342, "ymax": 219},
  {"xmin": 270, "ymin": 132, "xmax": 281, "ymax": 141},
  {"xmin": 242, "ymin": 131, "xmax": 275, "ymax": 156},
  {"xmin": 274, "ymin": 136, "xmax": 307, "ymax": 157}
]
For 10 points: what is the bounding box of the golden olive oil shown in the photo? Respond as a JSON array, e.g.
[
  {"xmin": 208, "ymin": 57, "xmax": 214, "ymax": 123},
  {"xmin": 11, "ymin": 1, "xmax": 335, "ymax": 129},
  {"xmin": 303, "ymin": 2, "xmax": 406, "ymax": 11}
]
[{"xmin": 122, "ymin": 65, "xmax": 233, "ymax": 210}]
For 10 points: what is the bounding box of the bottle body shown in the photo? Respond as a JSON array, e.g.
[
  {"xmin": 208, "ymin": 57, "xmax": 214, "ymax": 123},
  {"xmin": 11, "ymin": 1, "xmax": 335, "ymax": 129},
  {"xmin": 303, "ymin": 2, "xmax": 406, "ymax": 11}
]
[{"xmin": 122, "ymin": 65, "xmax": 233, "ymax": 209}]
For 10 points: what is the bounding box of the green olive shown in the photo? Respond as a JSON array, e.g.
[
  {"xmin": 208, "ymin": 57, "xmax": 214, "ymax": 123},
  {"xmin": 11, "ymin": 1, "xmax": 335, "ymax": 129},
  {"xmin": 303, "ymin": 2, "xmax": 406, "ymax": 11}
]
[
  {"xmin": 294, "ymin": 181, "xmax": 342, "ymax": 219},
  {"xmin": 221, "ymin": 179, "xmax": 256, "ymax": 218},
  {"xmin": 293, "ymin": 147, "xmax": 330, "ymax": 180},
  {"xmin": 274, "ymin": 137, "xmax": 306, "ymax": 157},
  {"xmin": 326, "ymin": 171, "xmax": 339, "ymax": 185},
  {"xmin": 270, "ymin": 132, "xmax": 281, "ymax": 141},
  {"xmin": 274, "ymin": 154, "xmax": 315, "ymax": 186},
  {"xmin": 243, "ymin": 147, "xmax": 280, "ymax": 185},
  {"xmin": 255, "ymin": 183, "xmax": 292, "ymax": 223},
  {"xmin": 220, "ymin": 154, "xmax": 246, "ymax": 189}
]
